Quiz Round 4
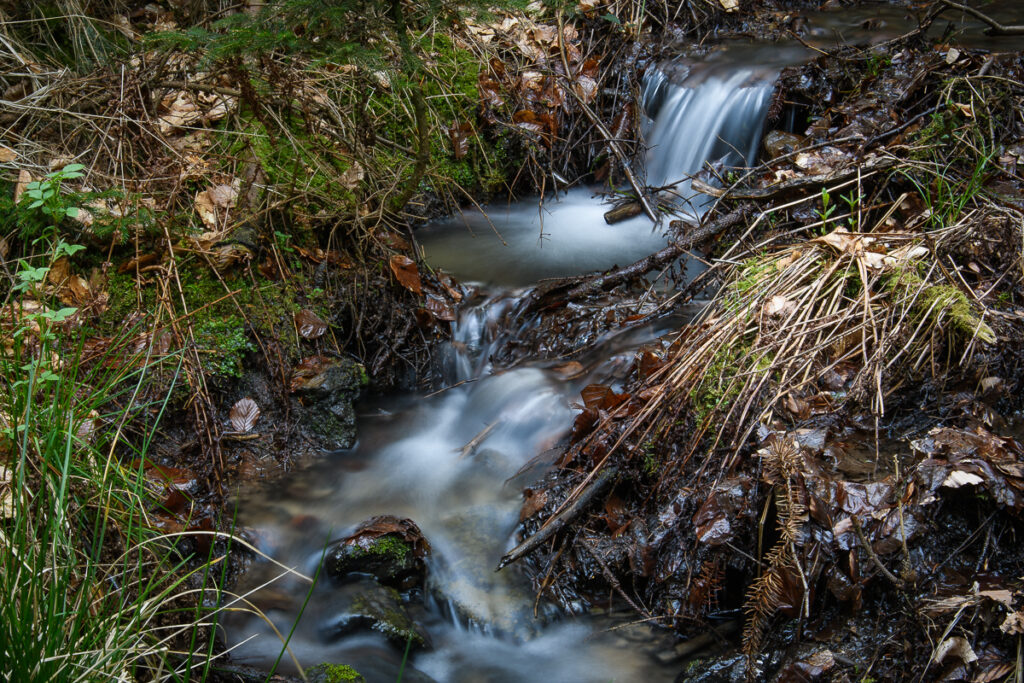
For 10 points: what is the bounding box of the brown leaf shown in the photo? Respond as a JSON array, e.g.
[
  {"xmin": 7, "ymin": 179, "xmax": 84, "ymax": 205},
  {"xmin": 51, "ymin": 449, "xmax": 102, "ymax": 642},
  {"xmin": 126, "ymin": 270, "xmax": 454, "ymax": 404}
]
[
  {"xmin": 448, "ymin": 121, "xmax": 473, "ymax": 160},
  {"xmin": 0, "ymin": 146, "xmax": 16, "ymax": 163},
  {"xmin": 519, "ymin": 488, "xmax": 548, "ymax": 521},
  {"xmin": 290, "ymin": 355, "xmax": 333, "ymax": 392},
  {"xmin": 229, "ymin": 397, "xmax": 260, "ymax": 432},
  {"xmin": 478, "ymin": 75, "xmax": 504, "ymax": 108},
  {"xmin": 581, "ymin": 384, "xmax": 629, "ymax": 411},
  {"xmin": 389, "ymin": 254, "xmax": 422, "ymax": 294},
  {"xmin": 339, "ymin": 162, "xmax": 364, "ymax": 191},
  {"xmin": 294, "ymin": 309, "xmax": 328, "ymax": 339},
  {"xmin": 13, "ymin": 169, "xmax": 32, "ymax": 204},
  {"xmin": 425, "ymin": 294, "xmax": 455, "ymax": 321}
]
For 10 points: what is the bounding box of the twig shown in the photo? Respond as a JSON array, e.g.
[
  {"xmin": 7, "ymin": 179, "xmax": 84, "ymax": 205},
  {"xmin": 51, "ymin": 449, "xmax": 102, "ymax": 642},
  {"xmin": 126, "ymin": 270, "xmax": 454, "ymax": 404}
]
[
  {"xmin": 564, "ymin": 203, "xmax": 752, "ymax": 299},
  {"xmin": 936, "ymin": 0, "xmax": 1024, "ymax": 36},
  {"xmin": 497, "ymin": 467, "xmax": 617, "ymax": 570},
  {"xmin": 851, "ymin": 515, "xmax": 904, "ymax": 589}
]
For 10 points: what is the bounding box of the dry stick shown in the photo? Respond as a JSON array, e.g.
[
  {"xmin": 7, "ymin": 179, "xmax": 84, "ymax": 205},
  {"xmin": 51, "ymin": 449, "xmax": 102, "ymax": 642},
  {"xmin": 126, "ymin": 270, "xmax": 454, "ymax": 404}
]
[
  {"xmin": 936, "ymin": 0, "xmax": 1024, "ymax": 36},
  {"xmin": 851, "ymin": 515, "xmax": 904, "ymax": 589},
  {"xmin": 556, "ymin": 11, "xmax": 657, "ymax": 222},
  {"xmin": 497, "ymin": 467, "xmax": 617, "ymax": 570}
]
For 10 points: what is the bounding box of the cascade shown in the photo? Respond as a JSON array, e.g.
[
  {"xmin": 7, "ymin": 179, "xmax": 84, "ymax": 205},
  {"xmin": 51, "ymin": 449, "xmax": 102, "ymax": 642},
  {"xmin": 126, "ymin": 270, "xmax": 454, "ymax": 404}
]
[{"xmin": 224, "ymin": 51, "xmax": 784, "ymax": 683}]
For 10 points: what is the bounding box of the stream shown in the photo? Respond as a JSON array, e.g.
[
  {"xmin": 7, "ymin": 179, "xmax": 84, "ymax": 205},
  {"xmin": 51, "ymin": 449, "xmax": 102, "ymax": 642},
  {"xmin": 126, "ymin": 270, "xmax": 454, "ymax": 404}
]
[{"xmin": 220, "ymin": 10, "xmax": 1019, "ymax": 678}]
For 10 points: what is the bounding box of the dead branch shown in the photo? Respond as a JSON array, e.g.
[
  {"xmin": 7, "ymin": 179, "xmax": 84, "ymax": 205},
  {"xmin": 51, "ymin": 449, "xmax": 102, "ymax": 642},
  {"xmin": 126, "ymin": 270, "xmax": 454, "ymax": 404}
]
[
  {"xmin": 937, "ymin": 1, "xmax": 1024, "ymax": 36},
  {"xmin": 691, "ymin": 156, "xmax": 897, "ymax": 201},
  {"xmin": 565, "ymin": 203, "xmax": 753, "ymax": 299},
  {"xmin": 497, "ymin": 466, "xmax": 617, "ymax": 570}
]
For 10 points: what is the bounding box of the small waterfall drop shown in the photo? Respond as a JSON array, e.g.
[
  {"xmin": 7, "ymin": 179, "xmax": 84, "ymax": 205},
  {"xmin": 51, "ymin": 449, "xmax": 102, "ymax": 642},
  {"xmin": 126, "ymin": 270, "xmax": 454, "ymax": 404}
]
[
  {"xmin": 641, "ymin": 60, "xmax": 778, "ymax": 211},
  {"xmin": 418, "ymin": 53, "xmax": 782, "ymax": 287}
]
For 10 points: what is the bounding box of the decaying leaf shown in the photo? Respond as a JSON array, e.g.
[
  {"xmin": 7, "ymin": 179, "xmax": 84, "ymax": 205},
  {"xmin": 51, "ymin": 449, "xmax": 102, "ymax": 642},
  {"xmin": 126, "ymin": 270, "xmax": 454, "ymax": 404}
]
[
  {"xmin": 294, "ymin": 309, "xmax": 328, "ymax": 339},
  {"xmin": 0, "ymin": 146, "xmax": 16, "ymax": 163},
  {"xmin": 194, "ymin": 181, "xmax": 239, "ymax": 229},
  {"xmin": 719, "ymin": 0, "xmax": 739, "ymax": 10},
  {"xmin": 389, "ymin": 254, "xmax": 422, "ymax": 294},
  {"xmin": 0, "ymin": 465, "xmax": 13, "ymax": 519},
  {"xmin": 448, "ymin": 121, "xmax": 473, "ymax": 159},
  {"xmin": 13, "ymin": 169, "xmax": 32, "ymax": 204},
  {"xmin": 289, "ymin": 355, "xmax": 333, "ymax": 392},
  {"xmin": 229, "ymin": 397, "xmax": 260, "ymax": 432},
  {"xmin": 339, "ymin": 162, "xmax": 364, "ymax": 191}
]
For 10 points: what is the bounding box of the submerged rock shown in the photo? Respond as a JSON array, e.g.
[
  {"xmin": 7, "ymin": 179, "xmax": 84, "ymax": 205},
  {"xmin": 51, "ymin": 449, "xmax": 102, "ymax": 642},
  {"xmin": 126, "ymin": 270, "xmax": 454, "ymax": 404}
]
[{"xmin": 318, "ymin": 582, "xmax": 430, "ymax": 650}]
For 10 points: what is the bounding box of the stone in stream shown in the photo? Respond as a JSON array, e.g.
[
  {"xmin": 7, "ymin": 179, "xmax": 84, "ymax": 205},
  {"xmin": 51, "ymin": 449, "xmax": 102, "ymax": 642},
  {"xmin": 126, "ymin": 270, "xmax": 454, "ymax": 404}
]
[
  {"xmin": 318, "ymin": 581, "xmax": 430, "ymax": 650},
  {"xmin": 325, "ymin": 515, "xmax": 430, "ymax": 589},
  {"xmin": 763, "ymin": 130, "xmax": 805, "ymax": 160}
]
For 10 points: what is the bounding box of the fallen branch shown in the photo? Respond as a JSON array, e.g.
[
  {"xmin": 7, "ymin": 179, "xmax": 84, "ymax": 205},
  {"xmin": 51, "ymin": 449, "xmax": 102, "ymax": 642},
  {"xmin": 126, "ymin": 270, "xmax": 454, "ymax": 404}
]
[
  {"xmin": 564, "ymin": 203, "xmax": 753, "ymax": 299},
  {"xmin": 497, "ymin": 466, "xmax": 617, "ymax": 570},
  {"xmin": 691, "ymin": 156, "xmax": 897, "ymax": 201},
  {"xmin": 936, "ymin": 0, "xmax": 1024, "ymax": 36}
]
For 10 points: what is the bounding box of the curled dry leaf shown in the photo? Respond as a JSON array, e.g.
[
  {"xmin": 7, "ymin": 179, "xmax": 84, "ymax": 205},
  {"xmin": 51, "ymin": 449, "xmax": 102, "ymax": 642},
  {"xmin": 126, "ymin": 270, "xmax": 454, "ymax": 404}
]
[
  {"xmin": 295, "ymin": 309, "xmax": 328, "ymax": 339},
  {"xmin": 229, "ymin": 397, "xmax": 261, "ymax": 432},
  {"xmin": 13, "ymin": 169, "xmax": 32, "ymax": 204},
  {"xmin": 389, "ymin": 254, "xmax": 422, "ymax": 294}
]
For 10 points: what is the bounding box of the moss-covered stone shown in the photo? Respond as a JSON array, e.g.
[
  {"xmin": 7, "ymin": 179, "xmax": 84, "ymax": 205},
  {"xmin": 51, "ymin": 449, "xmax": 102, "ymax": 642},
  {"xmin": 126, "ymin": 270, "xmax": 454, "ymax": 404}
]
[{"xmin": 307, "ymin": 662, "xmax": 366, "ymax": 683}]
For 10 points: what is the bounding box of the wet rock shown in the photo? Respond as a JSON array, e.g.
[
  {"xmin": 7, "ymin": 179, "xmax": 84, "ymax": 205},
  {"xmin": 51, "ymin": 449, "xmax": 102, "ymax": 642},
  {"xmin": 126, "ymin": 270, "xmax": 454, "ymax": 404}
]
[
  {"xmin": 763, "ymin": 130, "xmax": 805, "ymax": 159},
  {"xmin": 291, "ymin": 356, "xmax": 366, "ymax": 450},
  {"xmin": 306, "ymin": 663, "xmax": 366, "ymax": 683},
  {"xmin": 319, "ymin": 582, "xmax": 430, "ymax": 650},
  {"xmin": 326, "ymin": 516, "xmax": 429, "ymax": 589}
]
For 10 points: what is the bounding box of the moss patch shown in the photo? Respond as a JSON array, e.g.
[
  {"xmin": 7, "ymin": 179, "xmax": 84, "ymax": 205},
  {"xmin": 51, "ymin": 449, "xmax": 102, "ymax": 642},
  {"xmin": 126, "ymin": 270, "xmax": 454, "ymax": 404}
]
[{"xmin": 307, "ymin": 662, "xmax": 366, "ymax": 683}]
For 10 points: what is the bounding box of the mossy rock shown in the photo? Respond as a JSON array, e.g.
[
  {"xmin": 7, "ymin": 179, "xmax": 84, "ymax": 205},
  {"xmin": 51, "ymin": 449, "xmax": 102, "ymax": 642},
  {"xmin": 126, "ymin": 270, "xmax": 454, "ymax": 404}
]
[
  {"xmin": 326, "ymin": 516, "xmax": 429, "ymax": 589},
  {"xmin": 319, "ymin": 583, "xmax": 429, "ymax": 650},
  {"xmin": 307, "ymin": 663, "xmax": 365, "ymax": 683},
  {"xmin": 292, "ymin": 358, "xmax": 365, "ymax": 449}
]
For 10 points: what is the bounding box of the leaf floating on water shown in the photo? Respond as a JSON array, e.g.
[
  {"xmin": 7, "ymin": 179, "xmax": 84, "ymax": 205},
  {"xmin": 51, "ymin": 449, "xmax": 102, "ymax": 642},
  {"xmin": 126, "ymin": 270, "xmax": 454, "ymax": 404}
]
[
  {"xmin": 229, "ymin": 397, "xmax": 260, "ymax": 432},
  {"xmin": 389, "ymin": 254, "xmax": 422, "ymax": 294},
  {"xmin": 295, "ymin": 309, "xmax": 328, "ymax": 339}
]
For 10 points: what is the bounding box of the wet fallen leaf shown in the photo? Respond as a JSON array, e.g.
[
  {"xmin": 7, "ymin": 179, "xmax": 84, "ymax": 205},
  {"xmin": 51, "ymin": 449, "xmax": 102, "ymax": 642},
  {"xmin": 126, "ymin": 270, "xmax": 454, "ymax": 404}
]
[
  {"xmin": 290, "ymin": 355, "xmax": 333, "ymax": 392},
  {"xmin": 581, "ymin": 384, "xmax": 629, "ymax": 411},
  {"xmin": 294, "ymin": 309, "xmax": 328, "ymax": 339},
  {"xmin": 519, "ymin": 488, "xmax": 548, "ymax": 521},
  {"xmin": 229, "ymin": 397, "xmax": 260, "ymax": 432},
  {"xmin": 389, "ymin": 254, "xmax": 422, "ymax": 294},
  {"xmin": 425, "ymin": 294, "xmax": 455, "ymax": 321}
]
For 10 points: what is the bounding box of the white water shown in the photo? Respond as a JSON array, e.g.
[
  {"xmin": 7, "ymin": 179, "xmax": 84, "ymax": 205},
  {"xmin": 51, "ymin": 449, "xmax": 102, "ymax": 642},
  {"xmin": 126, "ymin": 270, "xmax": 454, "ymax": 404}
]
[{"xmin": 224, "ymin": 51, "xmax": 785, "ymax": 682}]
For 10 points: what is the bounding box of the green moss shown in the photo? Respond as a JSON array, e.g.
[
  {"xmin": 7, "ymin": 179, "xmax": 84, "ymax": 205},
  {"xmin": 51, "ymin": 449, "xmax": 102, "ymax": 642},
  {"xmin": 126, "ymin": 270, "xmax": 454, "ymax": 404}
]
[
  {"xmin": 366, "ymin": 535, "xmax": 410, "ymax": 561},
  {"xmin": 885, "ymin": 268, "xmax": 995, "ymax": 343},
  {"xmin": 307, "ymin": 662, "xmax": 366, "ymax": 683}
]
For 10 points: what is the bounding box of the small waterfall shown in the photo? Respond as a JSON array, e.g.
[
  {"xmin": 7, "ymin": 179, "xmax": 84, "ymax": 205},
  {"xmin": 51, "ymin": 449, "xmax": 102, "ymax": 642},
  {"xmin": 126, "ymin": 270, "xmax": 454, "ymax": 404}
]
[
  {"xmin": 641, "ymin": 59, "xmax": 778, "ymax": 213},
  {"xmin": 224, "ymin": 50, "xmax": 791, "ymax": 683}
]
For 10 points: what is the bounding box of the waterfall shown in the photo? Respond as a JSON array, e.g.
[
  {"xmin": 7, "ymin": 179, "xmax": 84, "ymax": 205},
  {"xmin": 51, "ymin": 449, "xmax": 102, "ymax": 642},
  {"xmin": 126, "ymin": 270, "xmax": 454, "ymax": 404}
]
[{"xmin": 641, "ymin": 59, "xmax": 778, "ymax": 213}]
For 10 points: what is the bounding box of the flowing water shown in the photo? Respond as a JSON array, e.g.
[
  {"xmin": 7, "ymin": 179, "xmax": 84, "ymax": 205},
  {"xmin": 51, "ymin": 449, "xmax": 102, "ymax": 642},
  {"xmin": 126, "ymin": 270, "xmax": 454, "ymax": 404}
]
[{"xmin": 224, "ymin": 50, "xmax": 786, "ymax": 682}]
